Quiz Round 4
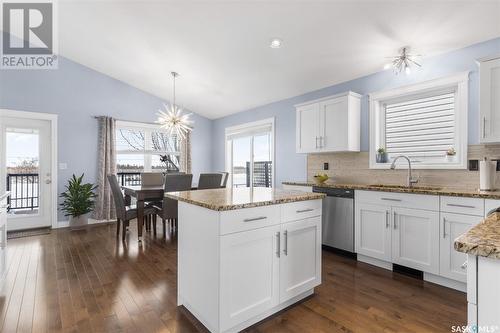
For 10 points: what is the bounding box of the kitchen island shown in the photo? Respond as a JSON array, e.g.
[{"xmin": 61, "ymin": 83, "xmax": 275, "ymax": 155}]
[{"xmin": 165, "ymin": 187, "xmax": 325, "ymax": 333}]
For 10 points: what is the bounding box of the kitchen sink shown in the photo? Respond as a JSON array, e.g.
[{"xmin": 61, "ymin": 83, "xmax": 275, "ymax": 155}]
[{"xmin": 368, "ymin": 184, "xmax": 443, "ymax": 191}]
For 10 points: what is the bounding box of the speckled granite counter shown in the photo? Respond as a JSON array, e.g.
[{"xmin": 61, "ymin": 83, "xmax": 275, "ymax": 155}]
[
  {"xmin": 165, "ymin": 187, "xmax": 325, "ymax": 211},
  {"xmin": 454, "ymin": 212, "xmax": 500, "ymax": 259},
  {"xmin": 0, "ymin": 192, "xmax": 9, "ymax": 202},
  {"xmin": 283, "ymin": 181, "xmax": 500, "ymax": 199}
]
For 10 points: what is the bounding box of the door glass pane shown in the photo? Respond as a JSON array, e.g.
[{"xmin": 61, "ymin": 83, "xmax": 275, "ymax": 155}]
[
  {"xmin": 5, "ymin": 128, "xmax": 40, "ymax": 215},
  {"xmin": 253, "ymin": 133, "xmax": 272, "ymax": 187},
  {"xmin": 232, "ymin": 136, "xmax": 251, "ymax": 188}
]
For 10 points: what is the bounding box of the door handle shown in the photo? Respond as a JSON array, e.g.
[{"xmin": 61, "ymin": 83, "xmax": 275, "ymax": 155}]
[
  {"xmin": 296, "ymin": 208, "xmax": 314, "ymax": 213},
  {"xmin": 443, "ymin": 218, "xmax": 447, "ymax": 238},
  {"xmin": 283, "ymin": 230, "xmax": 288, "ymax": 256},
  {"xmin": 315, "ymin": 136, "xmax": 319, "ymax": 149},
  {"xmin": 483, "ymin": 116, "xmax": 486, "ymax": 139},
  {"xmin": 276, "ymin": 232, "xmax": 280, "ymax": 258},
  {"xmin": 385, "ymin": 210, "xmax": 389, "ymax": 228},
  {"xmin": 381, "ymin": 198, "xmax": 402, "ymax": 202},
  {"xmin": 446, "ymin": 203, "xmax": 476, "ymax": 209},
  {"xmin": 393, "ymin": 212, "xmax": 397, "ymax": 229},
  {"xmin": 243, "ymin": 216, "xmax": 267, "ymax": 222},
  {"xmin": 461, "ymin": 261, "xmax": 468, "ymax": 269},
  {"xmin": 319, "ymin": 136, "xmax": 324, "ymax": 148}
]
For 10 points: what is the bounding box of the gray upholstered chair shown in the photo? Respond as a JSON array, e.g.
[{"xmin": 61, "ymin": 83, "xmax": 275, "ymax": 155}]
[
  {"xmin": 220, "ymin": 172, "xmax": 229, "ymax": 188},
  {"xmin": 141, "ymin": 172, "xmax": 165, "ymax": 186},
  {"xmin": 197, "ymin": 173, "xmax": 223, "ymax": 190},
  {"xmin": 108, "ymin": 174, "xmax": 156, "ymax": 240},
  {"xmin": 153, "ymin": 174, "xmax": 193, "ymax": 234}
]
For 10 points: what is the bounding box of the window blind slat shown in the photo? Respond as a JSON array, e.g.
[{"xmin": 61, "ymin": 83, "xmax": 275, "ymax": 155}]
[{"xmin": 385, "ymin": 91, "xmax": 456, "ymax": 160}]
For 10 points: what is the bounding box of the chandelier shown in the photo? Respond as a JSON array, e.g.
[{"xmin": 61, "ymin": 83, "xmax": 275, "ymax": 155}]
[
  {"xmin": 156, "ymin": 72, "xmax": 193, "ymax": 139},
  {"xmin": 384, "ymin": 47, "xmax": 421, "ymax": 75}
]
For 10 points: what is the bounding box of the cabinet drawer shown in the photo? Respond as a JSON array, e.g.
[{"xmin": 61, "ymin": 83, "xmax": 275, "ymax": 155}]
[
  {"xmin": 355, "ymin": 190, "xmax": 439, "ymax": 211},
  {"xmin": 220, "ymin": 205, "xmax": 281, "ymax": 235},
  {"xmin": 281, "ymin": 200, "xmax": 322, "ymax": 223},
  {"xmin": 440, "ymin": 196, "xmax": 484, "ymax": 216}
]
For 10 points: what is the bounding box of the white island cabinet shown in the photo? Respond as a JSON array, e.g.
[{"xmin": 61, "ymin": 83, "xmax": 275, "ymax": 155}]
[
  {"xmin": 0, "ymin": 193, "xmax": 9, "ymax": 287},
  {"xmin": 167, "ymin": 188, "xmax": 324, "ymax": 333}
]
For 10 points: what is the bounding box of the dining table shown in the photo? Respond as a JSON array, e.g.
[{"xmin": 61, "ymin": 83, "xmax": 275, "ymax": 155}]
[{"xmin": 122, "ymin": 185, "xmax": 165, "ymax": 240}]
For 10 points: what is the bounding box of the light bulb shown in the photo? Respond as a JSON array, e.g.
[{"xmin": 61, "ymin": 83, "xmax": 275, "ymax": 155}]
[
  {"xmin": 383, "ymin": 63, "xmax": 392, "ymax": 70},
  {"xmin": 405, "ymin": 66, "xmax": 411, "ymax": 75}
]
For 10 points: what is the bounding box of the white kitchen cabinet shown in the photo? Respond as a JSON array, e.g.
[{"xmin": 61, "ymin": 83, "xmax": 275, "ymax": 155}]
[
  {"xmin": 220, "ymin": 225, "xmax": 280, "ymax": 331},
  {"xmin": 0, "ymin": 195, "xmax": 7, "ymax": 287},
  {"xmin": 484, "ymin": 198, "xmax": 500, "ymax": 217},
  {"xmin": 440, "ymin": 213, "xmax": 482, "ymax": 282},
  {"xmin": 355, "ymin": 202, "xmax": 392, "ymax": 262},
  {"xmin": 295, "ymin": 91, "xmax": 361, "ymax": 153},
  {"xmin": 279, "ymin": 216, "xmax": 321, "ymax": 303},
  {"xmin": 392, "ymin": 207, "xmax": 440, "ymax": 274},
  {"xmin": 479, "ymin": 56, "xmax": 500, "ymax": 143},
  {"xmin": 477, "ymin": 256, "xmax": 500, "ymax": 327}
]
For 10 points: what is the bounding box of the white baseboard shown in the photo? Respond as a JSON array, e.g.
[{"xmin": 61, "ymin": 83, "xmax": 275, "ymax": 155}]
[
  {"xmin": 424, "ymin": 272, "xmax": 467, "ymax": 292},
  {"xmin": 357, "ymin": 254, "xmax": 393, "ymax": 270},
  {"xmin": 56, "ymin": 218, "xmax": 116, "ymax": 229}
]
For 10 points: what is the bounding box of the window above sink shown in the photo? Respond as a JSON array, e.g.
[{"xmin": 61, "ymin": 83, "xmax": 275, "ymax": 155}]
[{"xmin": 369, "ymin": 72, "xmax": 469, "ymax": 170}]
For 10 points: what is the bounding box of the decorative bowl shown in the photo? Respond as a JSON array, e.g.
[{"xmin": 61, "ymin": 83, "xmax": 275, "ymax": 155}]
[{"xmin": 313, "ymin": 174, "xmax": 329, "ymax": 185}]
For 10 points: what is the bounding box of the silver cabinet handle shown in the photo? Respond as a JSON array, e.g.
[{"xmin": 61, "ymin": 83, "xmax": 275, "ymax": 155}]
[
  {"xmin": 296, "ymin": 208, "xmax": 314, "ymax": 213},
  {"xmin": 483, "ymin": 116, "xmax": 486, "ymax": 139},
  {"xmin": 446, "ymin": 203, "xmax": 476, "ymax": 209},
  {"xmin": 276, "ymin": 232, "xmax": 280, "ymax": 258},
  {"xmin": 243, "ymin": 216, "xmax": 267, "ymax": 222},
  {"xmin": 320, "ymin": 136, "xmax": 324, "ymax": 148},
  {"xmin": 385, "ymin": 210, "xmax": 390, "ymax": 228},
  {"xmin": 283, "ymin": 230, "xmax": 288, "ymax": 256},
  {"xmin": 443, "ymin": 217, "xmax": 447, "ymax": 238},
  {"xmin": 461, "ymin": 261, "xmax": 468, "ymax": 269},
  {"xmin": 393, "ymin": 211, "xmax": 397, "ymax": 229},
  {"xmin": 315, "ymin": 136, "xmax": 319, "ymax": 149},
  {"xmin": 381, "ymin": 198, "xmax": 402, "ymax": 202}
]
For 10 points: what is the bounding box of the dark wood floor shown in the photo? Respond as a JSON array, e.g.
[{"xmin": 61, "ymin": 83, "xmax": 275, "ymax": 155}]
[{"xmin": 0, "ymin": 221, "xmax": 467, "ymax": 333}]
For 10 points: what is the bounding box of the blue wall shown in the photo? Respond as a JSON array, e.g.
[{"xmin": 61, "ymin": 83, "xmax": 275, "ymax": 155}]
[
  {"xmin": 212, "ymin": 38, "xmax": 500, "ymax": 185},
  {"xmin": 0, "ymin": 56, "xmax": 212, "ymax": 221}
]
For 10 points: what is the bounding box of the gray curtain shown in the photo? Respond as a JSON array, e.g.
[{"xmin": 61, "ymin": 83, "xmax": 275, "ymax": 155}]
[
  {"xmin": 93, "ymin": 116, "xmax": 117, "ymax": 220},
  {"xmin": 180, "ymin": 132, "xmax": 192, "ymax": 173}
]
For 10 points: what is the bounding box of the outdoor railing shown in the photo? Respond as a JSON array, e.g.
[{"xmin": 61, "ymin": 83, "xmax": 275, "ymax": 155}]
[
  {"xmin": 6, "ymin": 173, "xmax": 39, "ymax": 212},
  {"xmin": 117, "ymin": 172, "xmax": 142, "ymax": 186}
]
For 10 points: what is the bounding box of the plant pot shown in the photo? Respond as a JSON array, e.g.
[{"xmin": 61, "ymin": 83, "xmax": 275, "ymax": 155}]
[
  {"xmin": 69, "ymin": 214, "xmax": 89, "ymax": 230},
  {"xmin": 376, "ymin": 153, "xmax": 388, "ymax": 163},
  {"xmin": 446, "ymin": 154, "xmax": 456, "ymax": 162}
]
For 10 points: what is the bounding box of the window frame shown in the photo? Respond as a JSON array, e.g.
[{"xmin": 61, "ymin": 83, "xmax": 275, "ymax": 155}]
[
  {"xmin": 224, "ymin": 117, "xmax": 275, "ymax": 189},
  {"xmin": 369, "ymin": 72, "xmax": 469, "ymax": 170},
  {"xmin": 115, "ymin": 120, "xmax": 180, "ymax": 172}
]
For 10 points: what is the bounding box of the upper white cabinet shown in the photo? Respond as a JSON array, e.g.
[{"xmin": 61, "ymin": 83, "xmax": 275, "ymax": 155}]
[
  {"xmin": 296, "ymin": 91, "xmax": 361, "ymax": 153},
  {"xmin": 479, "ymin": 56, "xmax": 500, "ymax": 143}
]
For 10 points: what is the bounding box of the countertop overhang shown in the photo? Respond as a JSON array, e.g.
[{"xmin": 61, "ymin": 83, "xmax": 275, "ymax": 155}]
[
  {"xmin": 455, "ymin": 212, "xmax": 500, "ymax": 259},
  {"xmin": 165, "ymin": 187, "xmax": 325, "ymax": 211},
  {"xmin": 283, "ymin": 181, "xmax": 500, "ymax": 199}
]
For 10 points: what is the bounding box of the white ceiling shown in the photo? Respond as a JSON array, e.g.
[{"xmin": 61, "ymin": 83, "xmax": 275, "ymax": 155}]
[{"xmin": 56, "ymin": 0, "xmax": 500, "ymax": 119}]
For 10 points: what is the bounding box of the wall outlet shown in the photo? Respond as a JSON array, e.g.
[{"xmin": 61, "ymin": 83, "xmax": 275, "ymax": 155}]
[
  {"xmin": 468, "ymin": 160, "xmax": 479, "ymax": 171},
  {"xmin": 324, "ymin": 162, "xmax": 329, "ymax": 170}
]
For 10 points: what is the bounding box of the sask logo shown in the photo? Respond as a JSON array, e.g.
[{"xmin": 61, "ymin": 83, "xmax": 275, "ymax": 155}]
[{"xmin": 1, "ymin": 1, "xmax": 58, "ymax": 69}]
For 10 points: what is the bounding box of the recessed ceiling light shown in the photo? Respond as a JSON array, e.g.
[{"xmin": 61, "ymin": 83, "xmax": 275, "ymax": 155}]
[{"xmin": 270, "ymin": 38, "xmax": 283, "ymax": 49}]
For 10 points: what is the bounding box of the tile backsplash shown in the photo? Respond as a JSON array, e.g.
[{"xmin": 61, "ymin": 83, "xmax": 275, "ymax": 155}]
[{"xmin": 307, "ymin": 145, "xmax": 500, "ymax": 189}]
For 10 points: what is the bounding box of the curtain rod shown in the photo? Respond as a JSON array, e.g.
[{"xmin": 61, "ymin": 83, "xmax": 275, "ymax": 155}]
[{"xmin": 92, "ymin": 116, "xmax": 158, "ymax": 126}]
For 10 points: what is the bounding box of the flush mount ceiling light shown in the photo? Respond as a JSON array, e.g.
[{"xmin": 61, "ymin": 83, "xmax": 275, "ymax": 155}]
[
  {"xmin": 270, "ymin": 38, "xmax": 283, "ymax": 49},
  {"xmin": 384, "ymin": 47, "xmax": 421, "ymax": 75},
  {"xmin": 156, "ymin": 71, "xmax": 193, "ymax": 139}
]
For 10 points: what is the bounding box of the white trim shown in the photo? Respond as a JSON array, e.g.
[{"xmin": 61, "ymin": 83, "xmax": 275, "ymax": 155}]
[
  {"xmin": 0, "ymin": 109, "xmax": 58, "ymax": 229},
  {"xmin": 294, "ymin": 91, "xmax": 362, "ymax": 108},
  {"xmin": 224, "ymin": 117, "xmax": 275, "ymax": 188},
  {"xmin": 369, "ymin": 72, "xmax": 469, "ymax": 170}
]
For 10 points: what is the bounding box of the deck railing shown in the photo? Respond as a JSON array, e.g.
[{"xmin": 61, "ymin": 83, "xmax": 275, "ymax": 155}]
[
  {"xmin": 117, "ymin": 172, "xmax": 142, "ymax": 186},
  {"xmin": 6, "ymin": 173, "xmax": 39, "ymax": 211}
]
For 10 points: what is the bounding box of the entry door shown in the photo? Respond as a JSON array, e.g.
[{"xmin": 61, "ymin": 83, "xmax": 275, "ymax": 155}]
[{"xmin": 0, "ymin": 117, "xmax": 53, "ymax": 230}]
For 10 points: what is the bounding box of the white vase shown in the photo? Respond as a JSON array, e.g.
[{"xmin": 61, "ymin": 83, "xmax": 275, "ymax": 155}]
[{"xmin": 69, "ymin": 214, "xmax": 88, "ymax": 230}]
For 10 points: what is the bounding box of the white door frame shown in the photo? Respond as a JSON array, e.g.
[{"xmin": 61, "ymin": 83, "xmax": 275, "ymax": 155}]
[{"xmin": 0, "ymin": 109, "xmax": 58, "ymax": 229}]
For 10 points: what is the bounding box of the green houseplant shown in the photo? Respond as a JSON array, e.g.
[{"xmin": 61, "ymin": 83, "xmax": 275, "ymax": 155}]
[
  {"xmin": 60, "ymin": 174, "xmax": 98, "ymax": 230},
  {"xmin": 376, "ymin": 147, "xmax": 388, "ymax": 163}
]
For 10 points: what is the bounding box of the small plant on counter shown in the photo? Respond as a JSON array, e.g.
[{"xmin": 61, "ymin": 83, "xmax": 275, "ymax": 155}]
[
  {"xmin": 446, "ymin": 147, "xmax": 456, "ymax": 156},
  {"xmin": 60, "ymin": 174, "xmax": 98, "ymax": 230},
  {"xmin": 376, "ymin": 147, "xmax": 388, "ymax": 163},
  {"xmin": 313, "ymin": 173, "xmax": 329, "ymax": 185}
]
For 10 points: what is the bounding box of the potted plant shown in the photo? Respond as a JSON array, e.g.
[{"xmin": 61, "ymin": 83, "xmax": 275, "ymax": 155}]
[
  {"xmin": 446, "ymin": 147, "xmax": 456, "ymax": 162},
  {"xmin": 376, "ymin": 147, "xmax": 388, "ymax": 163},
  {"xmin": 60, "ymin": 174, "xmax": 98, "ymax": 230}
]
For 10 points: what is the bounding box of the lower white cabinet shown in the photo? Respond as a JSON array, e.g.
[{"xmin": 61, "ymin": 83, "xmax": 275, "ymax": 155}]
[
  {"xmin": 355, "ymin": 202, "xmax": 391, "ymax": 261},
  {"xmin": 220, "ymin": 225, "xmax": 280, "ymax": 331},
  {"xmin": 392, "ymin": 207, "xmax": 439, "ymax": 274},
  {"xmin": 440, "ymin": 213, "xmax": 482, "ymax": 282},
  {"xmin": 279, "ymin": 217, "xmax": 321, "ymax": 302}
]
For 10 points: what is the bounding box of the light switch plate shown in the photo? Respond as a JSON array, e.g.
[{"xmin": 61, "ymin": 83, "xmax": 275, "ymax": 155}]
[{"xmin": 59, "ymin": 163, "xmax": 67, "ymax": 170}]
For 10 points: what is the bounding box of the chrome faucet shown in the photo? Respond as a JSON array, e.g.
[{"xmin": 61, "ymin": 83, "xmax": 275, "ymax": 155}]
[{"xmin": 390, "ymin": 155, "xmax": 419, "ymax": 188}]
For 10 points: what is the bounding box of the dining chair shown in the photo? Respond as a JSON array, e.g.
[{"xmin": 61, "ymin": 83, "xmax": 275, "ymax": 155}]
[
  {"xmin": 220, "ymin": 172, "xmax": 229, "ymax": 188},
  {"xmin": 153, "ymin": 174, "xmax": 193, "ymax": 235},
  {"xmin": 141, "ymin": 172, "xmax": 165, "ymax": 186},
  {"xmin": 197, "ymin": 173, "xmax": 223, "ymax": 190},
  {"xmin": 108, "ymin": 174, "xmax": 156, "ymax": 240}
]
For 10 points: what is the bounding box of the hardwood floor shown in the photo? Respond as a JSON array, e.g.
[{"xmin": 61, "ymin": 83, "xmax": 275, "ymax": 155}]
[{"xmin": 0, "ymin": 221, "xmax": 466, "ymax": 333}]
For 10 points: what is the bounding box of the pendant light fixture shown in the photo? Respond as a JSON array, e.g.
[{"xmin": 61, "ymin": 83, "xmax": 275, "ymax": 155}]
[
  {"xmin": 383, "ymin": 47, "xmax": 421, "ymax": 75},
  {"xmin": 156, "ymin": 71, "xmax": 193, "ymax": 139}
]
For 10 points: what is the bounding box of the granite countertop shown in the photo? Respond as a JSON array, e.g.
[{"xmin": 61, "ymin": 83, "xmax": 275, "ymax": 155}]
[
  {"xmin": 0, "ymin": 192, "xmax": 9, "ymax": 202},
  {"xmin": 283, "ymin": 181, "xmax": 500, "ymax": 199},
  {"xmin": 165, "ymin": 187, "xmax": 325, "ymax": 211},
  {"xmin": 455, "ymin": 212, "xmax": 500, "ymax": 259}
]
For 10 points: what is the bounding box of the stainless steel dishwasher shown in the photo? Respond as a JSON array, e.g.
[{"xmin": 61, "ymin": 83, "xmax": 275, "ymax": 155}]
[{"xmin": 312, "ymin": 186, "xmax": 354, "ymax": 253}]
